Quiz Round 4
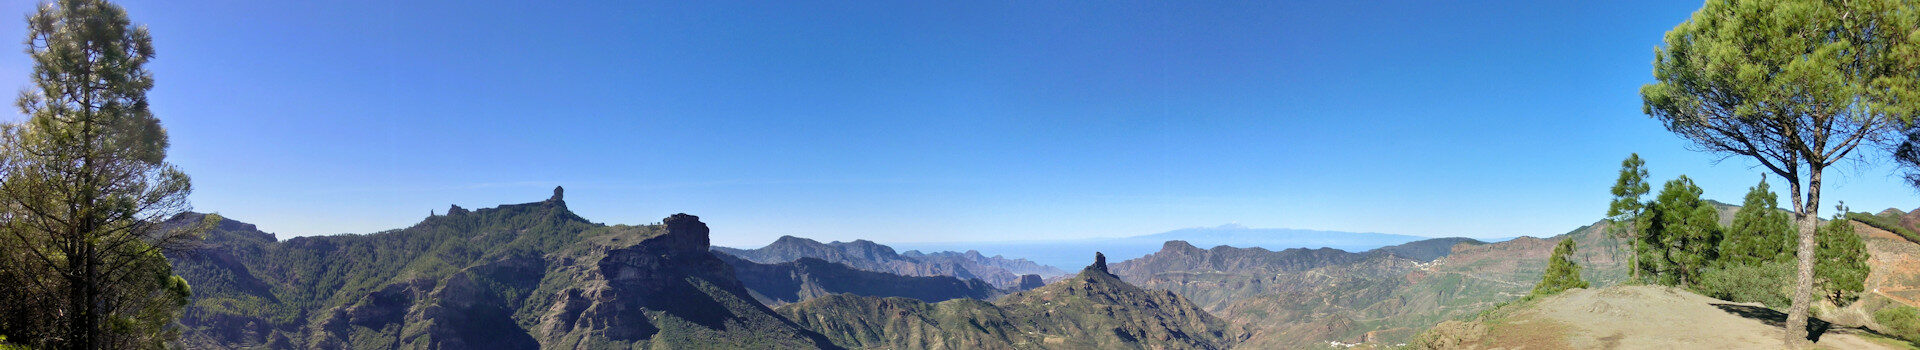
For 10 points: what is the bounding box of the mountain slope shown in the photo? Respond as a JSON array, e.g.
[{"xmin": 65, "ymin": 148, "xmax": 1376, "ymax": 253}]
[
  {"xmin": 715, "ymin": 236, "xmax": 1064, "ymax": 288},
  {"xmin": 168, "ymin": 188, "xmax": 841, "ymax": 349},
  {"xmin": 716, "ymin": 253, "xmax": 1002, "ymax": 306},
  {"xmin": 1106, "ymin": 229, "xmax": 1627, "ymax": 348},
  {"xmin": 776, "ymin": 254, "xmax": 1244, "ymax": 350}
]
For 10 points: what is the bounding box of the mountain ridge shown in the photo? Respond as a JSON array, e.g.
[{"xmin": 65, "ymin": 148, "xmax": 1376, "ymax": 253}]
[
  {"xmin": 168, "ymin": 189, "xmax": 844, "ymax": 349},
  {"xmin": 776, "ymin": 252, "xmax": 1245, "ymax": 349},
  {"xmin": 715, "ymin": 235, "xmax": 1065, "ymax": 288}
]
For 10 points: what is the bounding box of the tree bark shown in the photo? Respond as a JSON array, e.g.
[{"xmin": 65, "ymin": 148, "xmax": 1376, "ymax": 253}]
[{"xmin": 1786, "ymin": 166, "xmax": 1822, "ymax": 345}]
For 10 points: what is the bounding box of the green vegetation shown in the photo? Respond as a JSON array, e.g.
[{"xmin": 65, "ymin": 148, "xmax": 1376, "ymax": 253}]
[
  {"xmin": 1608, "ymin": 154, "xmax": 1652, "ymax": 281},
  {"xmin": 0, "ymin": 0, "xmax": 211, "ymax": 348},
  {"xmin": 1638, "ymin": 176, "xmax": 1721, "ymax": 287},
  {"xmin": 1530, "ymin": 239, "xmax": 1587, "ymax": 297},
  {"xmin": 1606, "ymin": 168, "xmax": 1865, "ymax": 311},
  {"xmin": 1642, "ymin": 0, "xmax": 1920, "ymax": 341},
  {"xmin": 1720, "ymin": 180, "xmax": 1794, "ymax": 265},
  {"xmin": 1849, "ymin": 211, "xmax": 1920, "ymax": 243},
  {"xmin": 1697, "ymin": 260, "xmax": 1794, "ymax": 309},
  {"xmin": 1875, "ymin": 305, "xmax": 1920, "ymax": 345},
  {"xmin": 1697, "ymin": 180, "xmax": 1795, "ymax": 308},
  {"xmin": 1816, "ymin": 207, "xmax": 1868, "ymax": 306}
]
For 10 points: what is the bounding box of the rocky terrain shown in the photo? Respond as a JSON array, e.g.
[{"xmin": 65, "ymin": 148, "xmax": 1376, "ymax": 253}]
[
  {"xmin": 169, "ymin": 189, "xmax": 841, "ymax": 349},
  {"xmin": 716, "ymin": 253, "xmax": 1002, "ymax": 306},
  {"xmin": 777, "ymin": 253, "xmax": 1245, "ymax": 350},
  {"xmin": 715, "ymin": 236, "xmax": 1064, "ymax": 288}
]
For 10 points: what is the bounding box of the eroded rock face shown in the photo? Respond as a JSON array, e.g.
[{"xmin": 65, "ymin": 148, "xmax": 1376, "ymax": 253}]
[{"xmin": 535, "ymin": 213, "xmax": 838, "ymax": 349}]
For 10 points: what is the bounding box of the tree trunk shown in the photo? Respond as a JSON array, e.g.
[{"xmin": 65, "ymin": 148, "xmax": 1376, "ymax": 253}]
[{"xmin": 1786, "ymin": 167, "xmax": 1822, "ymax": 345}]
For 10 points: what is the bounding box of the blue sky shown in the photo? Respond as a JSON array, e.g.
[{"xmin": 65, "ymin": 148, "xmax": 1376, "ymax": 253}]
[{"xmin": 0, "ymin": 1, "xmax": 1911, "ymax": 247}]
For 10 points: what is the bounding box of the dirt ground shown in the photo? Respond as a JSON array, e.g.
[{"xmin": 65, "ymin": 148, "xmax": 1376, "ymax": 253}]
[{"xmin": 1471, "ymin": 286, "xmax": 1900, "ymax": 350}]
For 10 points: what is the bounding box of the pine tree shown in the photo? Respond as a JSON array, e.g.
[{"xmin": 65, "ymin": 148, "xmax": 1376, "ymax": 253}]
[
  {"xmin": 0, "ymin": 1, "xmax": 208, "ymax": 348},
  {"xmin": 1608, "ymin": 154, "xmax": 1651, "ymax": 282},
  {"xmin": 1816, "ymin": 204, "xmax": 1868, "ymax": 306},
  {"xmin": 1721, "ymin": 178, "xmax": 1793, "ymax": 266},
  {"xmin": 1642, "ymin": 0, "xmax": 1920, "ymax": 341},
  {"xmin": 1640, "ymin": 176, "xmax": 1721, "ymax": 287},
  {"xmin": 1532, "ymin": 238, "xmax": 1589, "ymax": 297}
]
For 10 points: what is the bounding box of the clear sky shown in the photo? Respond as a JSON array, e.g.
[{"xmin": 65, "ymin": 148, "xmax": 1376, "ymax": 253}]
[{"xmin": 0, "ymin": 0, "xmax": 1911, "ymax": 247}]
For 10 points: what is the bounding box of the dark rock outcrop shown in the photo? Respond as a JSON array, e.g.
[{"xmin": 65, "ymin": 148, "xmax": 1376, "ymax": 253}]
[{"xmin": 1015, "ymin": 274, "xmax": 1045, "ymax": 291}]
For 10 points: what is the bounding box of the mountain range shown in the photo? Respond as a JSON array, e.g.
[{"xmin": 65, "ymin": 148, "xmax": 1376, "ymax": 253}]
[
  {"xmin": 715, "ymin": 236, "xmax": 1064, "ymax": 288},
  {"xmin": 165, "ymin": 187, "xmax": 1918, "ymax": 349},
  {"xmin": 165, "ymin": 188, "xmax": 1239, "ymax": 349},
  {"xmin": 1109, "ymin": 223, "xmax": 1633, "ymax": 348},
  {"xmin": 889, "ymin": 224, "xmax": 1437, "ymax": 269},
  {"xmin": 776, "ymin": 254, "xmax": 1244, "ymax": 349}
]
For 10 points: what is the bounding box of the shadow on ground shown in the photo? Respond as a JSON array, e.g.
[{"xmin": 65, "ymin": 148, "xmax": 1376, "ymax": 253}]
[{"xmin": 1710, "ymin": 303, "xmax": 1833, "ymax": 342}]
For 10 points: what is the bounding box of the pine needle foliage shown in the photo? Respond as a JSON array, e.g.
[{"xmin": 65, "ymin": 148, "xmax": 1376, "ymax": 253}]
[{"xmin": 1531, "ymin": 239, "xmax": 1589, "ymax": 297}]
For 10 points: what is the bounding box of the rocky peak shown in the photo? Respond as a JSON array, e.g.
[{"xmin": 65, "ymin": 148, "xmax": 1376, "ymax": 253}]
[
  {"xmin": 770, "ymin": 235, "xmax": 819, "ymax": 247},
  {"xmin": 1161, "ymin": 240, "xmax": 1203, "ymax": 254},
  {"xmin": 659, "ymin": 213, "xmax": 711, "ymax": 253},
  {"xmin": 446, "ymin": 204, "xmax": 469, "ymax": 216},
  {"xmin": 1088, "ymin": 252, "xmax": 1108, "ymax": 273},
  {"xmin": 549, "ymin": 186, "xmax": 564, "ymax": 202}
]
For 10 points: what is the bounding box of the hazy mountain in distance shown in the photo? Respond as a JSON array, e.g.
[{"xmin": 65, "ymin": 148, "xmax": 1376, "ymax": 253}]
[
  {"xmin": 890, "ymin": 224, "xmax": 1443, "ymax": 269},
  {"xmin": 713, "ymin": 236, "xmax": 1065, "ymax": 288}
]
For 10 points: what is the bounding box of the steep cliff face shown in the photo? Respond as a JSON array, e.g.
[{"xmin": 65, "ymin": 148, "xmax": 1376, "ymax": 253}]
[
  {"xmin": 169, "ymin": 189, "xmax": 840, "ymax": 349},
  {"xmin": 534, "ymin": 214, "xmax": 837, "ymax": 349},
  {"xmin": 777, "ymin": 253, "xmax": 1243, "ymax": 350},
  {"xmin": 715, "ymin": 236, "xmax": 1064, "ymax": 288},
  {"xmin": 718, "ymin": 253, "xmax": 1002, "ymax": 306}
]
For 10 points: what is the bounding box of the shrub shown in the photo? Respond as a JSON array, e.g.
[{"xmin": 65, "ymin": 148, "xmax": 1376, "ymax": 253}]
[
  {"xmin": 1694, "ymin": 260, "xmax": 1792, "ymax": 309},
  {"xmin": 1874, "ymin": 305, "xmax": 1920, "ymax": 344}
]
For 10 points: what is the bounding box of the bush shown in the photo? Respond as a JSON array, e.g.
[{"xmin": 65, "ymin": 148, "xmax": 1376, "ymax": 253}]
[
  {"xmin": 1694, "ymin": 261, "xmax": 1792, "ymax": 309},
  {"xmin": 1874, "ymin": 305, "xmax": 1920, "ymax": 344}
]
